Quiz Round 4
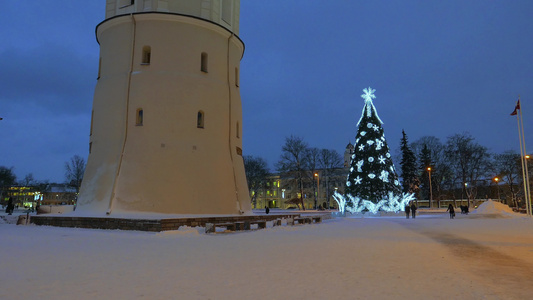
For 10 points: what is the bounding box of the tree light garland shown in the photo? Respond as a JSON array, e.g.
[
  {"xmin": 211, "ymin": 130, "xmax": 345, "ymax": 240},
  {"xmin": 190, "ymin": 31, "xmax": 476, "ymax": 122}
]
[{"xmin": 333, "ymin": 191, "xmax": 416, "ymax": 214}]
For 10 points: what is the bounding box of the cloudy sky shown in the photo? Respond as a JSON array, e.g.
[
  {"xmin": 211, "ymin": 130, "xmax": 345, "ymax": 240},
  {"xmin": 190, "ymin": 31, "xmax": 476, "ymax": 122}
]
[{"xmin": 1, "ymin": 1, "xmax": 532, "ymax": 183}]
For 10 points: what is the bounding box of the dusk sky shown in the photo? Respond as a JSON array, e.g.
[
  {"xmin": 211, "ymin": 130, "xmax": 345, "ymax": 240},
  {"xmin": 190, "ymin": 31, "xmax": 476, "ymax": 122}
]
[{"xmin": 1, "ymin": 1, "xmax": 532, "ymax": 183}]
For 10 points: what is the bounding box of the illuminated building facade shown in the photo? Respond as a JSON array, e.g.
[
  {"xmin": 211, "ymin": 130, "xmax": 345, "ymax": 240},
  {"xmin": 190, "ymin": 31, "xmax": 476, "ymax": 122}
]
[{"xmin": 252, "ymin": 168, "xmax": 348, "ymax": 210}]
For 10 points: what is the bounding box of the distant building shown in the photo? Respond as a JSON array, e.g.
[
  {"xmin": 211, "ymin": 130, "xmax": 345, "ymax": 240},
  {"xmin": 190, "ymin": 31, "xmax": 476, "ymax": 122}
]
[
  {"xmin": 252, "ymin": 168, "xmax": 348, "ymax": 210},
  {"xmin": 253, "ymin": 143, "xmax": 353, "ymax": 210},
  {"xmin": 344, "ymin": 142, "xmax": 354, "ymax": 167},
  {"xmin": 2, "ymin": 186, "xmax": 40, "ymax": 209},
  {"xmin": 40, "ymin": 184, "xmax": 77, "ymax": 206},
  {"xmin": 1, "ymin": 184, "xmax": 76, "ymax": 208}
]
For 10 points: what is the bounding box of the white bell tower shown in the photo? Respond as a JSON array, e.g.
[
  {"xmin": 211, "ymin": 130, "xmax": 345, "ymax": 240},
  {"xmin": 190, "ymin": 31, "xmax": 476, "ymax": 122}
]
[{"xmin": 77, "ymin": 0, "xmax": 251, "ymax": 215}]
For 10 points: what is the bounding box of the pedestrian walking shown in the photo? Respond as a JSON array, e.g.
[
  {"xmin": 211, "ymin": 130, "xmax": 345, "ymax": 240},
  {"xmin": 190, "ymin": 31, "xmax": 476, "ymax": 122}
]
[
  {"xmin": 265, "ymin": 206, "xmax": 270, "ymax": 214},
  {"xmin": 6, "ymin": 197, "xmax": 14, "ymax": 215},
  {"xmin": 410, "ymin": 203, "xmax": 417, "ymax": 219},
  {"xmin": 446, "ymin": 204, "xmax": 455, "ymax": 219},
  {"xmin": 405, "ymin": 204, "xmax": 410, "ymax": 219}
]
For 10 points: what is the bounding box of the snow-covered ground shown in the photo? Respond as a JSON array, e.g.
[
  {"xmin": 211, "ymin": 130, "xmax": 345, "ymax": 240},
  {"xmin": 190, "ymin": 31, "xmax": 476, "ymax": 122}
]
[{"xmin": 1, "ymin": 201, "xmax": 533, "ymax": 300}]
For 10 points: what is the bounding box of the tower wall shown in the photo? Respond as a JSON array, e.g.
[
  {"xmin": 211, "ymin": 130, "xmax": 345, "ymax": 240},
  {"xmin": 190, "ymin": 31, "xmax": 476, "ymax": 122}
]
[
  {"xmin": 78, "ymin": 3, "xmax": 251, "ymax": 215},
  {"xmin": 105, "ymin": 0, "xmax": 239, "ymax": 34}
]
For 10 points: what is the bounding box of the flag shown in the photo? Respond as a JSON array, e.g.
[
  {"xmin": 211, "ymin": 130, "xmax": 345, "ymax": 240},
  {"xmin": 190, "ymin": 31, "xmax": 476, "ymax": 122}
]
[{"xmin": 510, "ymin": 100, "xmax": 520, "ymax": 116}]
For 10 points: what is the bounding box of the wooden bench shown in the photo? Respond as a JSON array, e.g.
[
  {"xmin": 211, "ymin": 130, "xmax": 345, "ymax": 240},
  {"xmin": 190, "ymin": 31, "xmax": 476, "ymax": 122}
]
[{"xmin": 312, "ymin": 216, "xmax": 322, "ymax": 223}]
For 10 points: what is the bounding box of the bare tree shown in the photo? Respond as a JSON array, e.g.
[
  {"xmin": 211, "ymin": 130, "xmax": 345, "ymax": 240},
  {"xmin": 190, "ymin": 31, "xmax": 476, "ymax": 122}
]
[
  {"xmin": 243, "ymin": 155, "xmax": 270, "ymax": 208},
  {"xmin": 445, "ymin": 133, "xmax": 490, "ymax": 207},
  {"xmin": 276, "ymin": 135, "xmax": 309, "ymax": 210},
  {"xmin": 65, "ymin": 155, "xmax": 86, "ymax": 194},
  {"xmin": 319, "ymin": 149, "xmax": 343, "ymax": 209},
  {"xmin": 19, "ymin": 173, "xmax": 36, "ymax": 186},
  {"xmin": 0, "ymin": 166, "xmax": 17, "ymax": 201},
  {"xmin": 493, "ymin": 150, "xmax": 521, "ymax": 206}
]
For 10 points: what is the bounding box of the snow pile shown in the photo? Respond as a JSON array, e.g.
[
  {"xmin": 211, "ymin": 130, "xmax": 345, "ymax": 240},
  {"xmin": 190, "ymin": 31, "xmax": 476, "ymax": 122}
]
[
  {"xmin": 0, "ymin": 215, "xmax": 19, "ymax": 224},
  {"xmin": 472, "ymin": 200, "xmax": 520, "ymax": 217}
]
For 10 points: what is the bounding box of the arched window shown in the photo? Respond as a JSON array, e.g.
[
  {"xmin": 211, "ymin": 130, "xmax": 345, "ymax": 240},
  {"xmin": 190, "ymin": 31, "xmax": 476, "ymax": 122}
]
[
  {"xmin": 197, "ymin": 111, "xmax": 204, "ymax": 128},
  {"xmin": 201, "ymin": 52, "xmax": 208, "ymax": 73},
  {"xmin": 142, "ymin": 46, "xmax": 151, "ymax": 64},
  {"xmin": 136, "ymin": 108, "xmax": 143, "ymax": 126}
]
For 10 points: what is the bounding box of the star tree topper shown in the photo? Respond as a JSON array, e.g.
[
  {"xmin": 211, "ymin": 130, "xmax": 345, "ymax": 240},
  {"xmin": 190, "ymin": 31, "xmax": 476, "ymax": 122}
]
[{"xmin": 357, "ymin": 87, "xmax": 384, "ymax": 126}]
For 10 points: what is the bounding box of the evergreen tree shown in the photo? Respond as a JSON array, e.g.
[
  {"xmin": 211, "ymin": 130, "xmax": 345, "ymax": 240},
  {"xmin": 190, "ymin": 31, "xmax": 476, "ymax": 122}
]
[
  {"xmin": 399, "ymin": 130, "xmax": 419, "ymax": 195},
  {"xmin": 418, "ymin": 144, "xmax": 433, "ymax": 200},
  {"xmin": 345, "ymin": 88, "xmax": 402, "ymax": 203}
]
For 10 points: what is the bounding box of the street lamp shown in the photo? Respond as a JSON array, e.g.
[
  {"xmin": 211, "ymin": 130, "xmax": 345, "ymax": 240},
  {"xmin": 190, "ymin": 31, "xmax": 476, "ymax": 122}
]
[
  {"xmin": 493, "ymin": 177, "xmax": 501, "ymax": 201},
  {"xmin": 314, "ymin": 172, "xmax": 320, "ymax": 210},
  {"xmin": 427, "ymin": 167, "xmax": 432, "ymax": 208},
  {"xmin": 464, "ymin": 182, "xmax": 469, "ymax": 207}
]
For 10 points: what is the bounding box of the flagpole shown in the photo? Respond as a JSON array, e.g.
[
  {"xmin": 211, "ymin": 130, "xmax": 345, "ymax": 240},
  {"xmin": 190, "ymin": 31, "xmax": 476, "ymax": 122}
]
[
  {"xmin": 516, "ymin": 111, "xmax": 527, "ymax": 215},
  {"xmin": 518, "ymin": 97, "xmax": 531, "ymax": 216}
]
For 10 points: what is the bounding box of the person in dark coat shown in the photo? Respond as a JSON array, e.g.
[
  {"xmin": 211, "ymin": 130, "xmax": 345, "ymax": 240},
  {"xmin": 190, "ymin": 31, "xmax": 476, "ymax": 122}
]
[
  {"xmin": 446, "ymin": 204, "xmax": 455, "ymax": 219},
  {"xmin": 405, "ymin": 204, "xmax": 410, "ymax": 219},
  {"xmin": 410, "ymin": 203, "xmax": 417, "ymax": 219},
  {"xmin": 265, "ymin": 206, "xmax": 270, "ymax": 214},
  {"xmin": 6, "ymin": 197, "xmax": 14, "ymax": 215}
]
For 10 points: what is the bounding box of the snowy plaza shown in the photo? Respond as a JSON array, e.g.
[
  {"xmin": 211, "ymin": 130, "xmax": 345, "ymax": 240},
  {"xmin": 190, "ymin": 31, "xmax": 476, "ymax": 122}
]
[{"xmin": 1, "ymin": 201, "xmax": 532, "ymax": 300}]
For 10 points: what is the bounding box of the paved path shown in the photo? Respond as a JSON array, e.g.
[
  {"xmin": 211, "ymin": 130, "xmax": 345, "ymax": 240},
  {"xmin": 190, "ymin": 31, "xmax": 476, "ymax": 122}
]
[{"xmin": 397, "ymin": 214, "xmax": 533, "ymax": 299}]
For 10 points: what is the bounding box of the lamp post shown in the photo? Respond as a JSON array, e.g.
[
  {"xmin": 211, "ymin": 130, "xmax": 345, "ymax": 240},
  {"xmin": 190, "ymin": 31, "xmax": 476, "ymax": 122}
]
[
  {"xmin": 494, "ymin": 177, "xmax": 501, "ymax": 202},
  {"xmin": 427, "ymin": 167, "xmax": 432, "ymax": 208},
  {"xmin": 314, "ymin": 172, "xmax": 320, "ymax": 210},
  {"xmin": 465, "ymin": 182, "xmax": 469, "ymax": 208}
]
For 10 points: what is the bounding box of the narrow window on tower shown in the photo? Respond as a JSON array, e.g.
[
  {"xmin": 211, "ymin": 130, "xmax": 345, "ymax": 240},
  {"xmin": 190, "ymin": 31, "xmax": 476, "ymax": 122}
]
[
  {"xmin": 136, "ymin": 109, "xmax": 143, "ymax": 126},
  {"xmin": 90, "ymin": 110, "xmax": 94, "ymax": 136},
  {"xmin": 197, "ymin": 111, "xmax": 204, "ymax": 128},
  {"xmin": 97, "ymin": 58, "xmax": 102, "ymax": 79},
  {"xmin": 235, "ymin": 67, "xmax": 239, "ymax": 87},
  {"xmin": 142, "ymin": 46, "xmax": 151, "ymax": 65},
  {"xmin": 201, "ymin": 52, "xmax": 208, "ymax": 73},
  {"xmin": 236, "ymin": 122, "xmax": 240, "ymax": 138}
]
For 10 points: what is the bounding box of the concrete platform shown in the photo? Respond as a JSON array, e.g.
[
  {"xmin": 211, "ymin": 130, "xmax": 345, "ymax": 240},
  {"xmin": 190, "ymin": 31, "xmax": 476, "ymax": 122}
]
[{"xmin": 30, "ymin": 211, "xmax": 333, "ymax": 232}]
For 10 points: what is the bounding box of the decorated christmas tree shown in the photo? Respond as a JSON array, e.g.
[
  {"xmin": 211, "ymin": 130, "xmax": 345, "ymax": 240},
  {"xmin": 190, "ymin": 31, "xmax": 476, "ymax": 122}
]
[{"xmin": 342, "ymin": 87, "xmax": 409, "ymax": 212}]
